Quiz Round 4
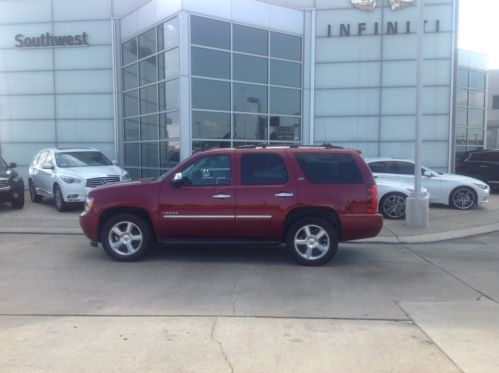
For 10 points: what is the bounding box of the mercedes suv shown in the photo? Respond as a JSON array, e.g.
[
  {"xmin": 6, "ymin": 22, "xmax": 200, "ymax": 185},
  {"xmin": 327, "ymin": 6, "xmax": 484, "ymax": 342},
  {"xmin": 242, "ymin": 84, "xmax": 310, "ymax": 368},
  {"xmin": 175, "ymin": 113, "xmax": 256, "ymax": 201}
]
[{"xmin": 80, "ymin": 146, "xmax": 383, "ymax": 266}]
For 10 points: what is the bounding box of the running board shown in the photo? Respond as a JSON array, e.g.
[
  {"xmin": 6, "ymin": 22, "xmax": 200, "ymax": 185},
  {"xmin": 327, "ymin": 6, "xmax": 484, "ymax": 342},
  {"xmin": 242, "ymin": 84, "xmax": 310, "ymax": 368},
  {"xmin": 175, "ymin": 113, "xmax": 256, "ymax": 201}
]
[{"xmin": 157, "ymin": 238, "xmax": 281, "ymax": 246}]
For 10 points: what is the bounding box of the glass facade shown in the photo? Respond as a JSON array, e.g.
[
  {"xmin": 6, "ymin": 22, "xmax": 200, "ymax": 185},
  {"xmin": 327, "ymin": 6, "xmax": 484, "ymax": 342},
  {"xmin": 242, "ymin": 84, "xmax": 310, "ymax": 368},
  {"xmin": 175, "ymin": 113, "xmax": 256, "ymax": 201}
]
[
  {"xmin": 122, "ymin": 17, "xmax": 180, "ymax": 179},
  {"xmin": 190, "ymin": 15, "xmax": 302, "ymax": 153},
  {"xmin": 455, "ymin": 67, "xmax": 487, "ymax": 159}
]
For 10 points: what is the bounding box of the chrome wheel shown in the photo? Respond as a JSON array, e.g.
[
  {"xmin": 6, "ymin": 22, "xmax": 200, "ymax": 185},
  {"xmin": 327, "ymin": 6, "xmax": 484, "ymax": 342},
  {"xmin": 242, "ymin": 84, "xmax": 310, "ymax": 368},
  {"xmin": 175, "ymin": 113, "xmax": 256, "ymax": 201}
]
[
  {"xmin": 108, "ymin": 221, "xmax": 143, "ymax": 256},
  {"xmin": 451, "ymin": 187, "xmax": 475, "ymax": 210},
  {"xmin": 293, "ymin": 224, "xmax": 330, "ymax": 261},
  {"xmin": 381, "ymin": 193, "xmax": 406, "ymax": 219}
]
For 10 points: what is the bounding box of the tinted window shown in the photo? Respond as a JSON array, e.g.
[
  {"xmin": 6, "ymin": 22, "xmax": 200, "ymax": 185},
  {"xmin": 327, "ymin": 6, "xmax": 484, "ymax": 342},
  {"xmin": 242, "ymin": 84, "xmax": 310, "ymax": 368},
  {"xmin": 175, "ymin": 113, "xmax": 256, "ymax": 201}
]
[
  {"xmin": 182, "ymin": 154, "xmax": 231, "ymax": 186},
  {"xmin": 138, "ymin": 28, "xmax": 156, "ymax": 59},
  {"xmin": 469, "ymin": 71, "xmax": 485, "ymax": 90},
  {"xmin": 270, "ymin": 60, "xmax": 301, "ymax": 88},
  {"xmin": 122, "ymin": 38, "xmax": 137, "ymax": 65},
  {"xmin": 493, "ymin": 95, "xmax": 499, "ymax": 110},
  {"xmin": 191, "ymin": 47, "xmax": 230, "ymax": 79},
  {"xmin": 233, "ymin": 83, "xmax": 268, "ymax": 113},
  {"xmin": 233, "ymin": 54, "xmax": 267, "ymax": 84},
  {"xmin": 457, "ymin": 68, "xmax": 468, "ymax": 87},
  {"xmin": 233, "ymin": 24, "xmax": 268, "ymax": 56},
  {"xmin": 191, "ymin": 16, "xmax": 230, "ymax": 50},
  {"xmin": 470, "ymin": 152, "xmax": 499, "ymax": 162},
  {"xmin": 270, "ymin": 32, "xmax": 301, "ymax": 61},
  {"xmin": 296, "ymin": 153, "xmax": 363, "ymax": 184},
  {"xmin": 241, "ymin": 153, "xmax": 288, "ymax": 185},
  {"xmin": 192, "ymin": 78, "xmax": 230, "ymax": 111},
  {"xmin": 158, "ymin": 17, "xmax": 179, "ymax": 51},
  {"xmin": 388, "ymin": 161, "xmax": 415, "ymax": 175},
  {"xmin": 270, "ymin": 87, "xmax": 301, "ymax": 115},
  {"xmin": 368, "ymin": 161, "xmax": 388, "ymax": 173},
  {"xmin": 139, "ymin": 56, "xmax": 157, "ymax": 86},
  {"xmin": 192, "ymin": 111, "xmax": 231, "ymax": 139},
  {"xmin": 234, "ymin": 114, "xmax": 267, "ymax": 140}
]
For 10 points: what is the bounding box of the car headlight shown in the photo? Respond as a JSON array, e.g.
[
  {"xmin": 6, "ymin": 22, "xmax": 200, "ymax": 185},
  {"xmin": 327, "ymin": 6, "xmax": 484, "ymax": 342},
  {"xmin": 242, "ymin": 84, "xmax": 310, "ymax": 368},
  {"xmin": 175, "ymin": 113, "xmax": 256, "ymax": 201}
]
[
  {"xmin": 121, "ymin": 171, "xmax": 131, "ymax": 181},
  {"xmin": 473, "ymin": 182, "xmax": 488, "ymax": 190},
  {"xmin": 84, "ymin": 196, "xmax": 94, "ymax": 212},
  {"xmin": 61, "ymin": 176, "xmax": 81, "ymax": 184}
]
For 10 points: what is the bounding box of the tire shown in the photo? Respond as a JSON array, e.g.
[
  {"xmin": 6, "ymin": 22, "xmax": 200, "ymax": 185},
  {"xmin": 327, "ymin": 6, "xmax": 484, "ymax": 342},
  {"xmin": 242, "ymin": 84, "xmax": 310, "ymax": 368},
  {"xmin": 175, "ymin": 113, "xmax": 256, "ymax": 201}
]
[
  {"xmin": 29, "ymin": 179, "xmax": 42, "ymax": 203},
  {"xmin": 286, "ymin": 217, "xmax": 338, "ymax": 266},
  {"xmin": 54, "ymin": 184, "xmax": 67, "ymax": 212},
  {"xmin": 449, "ymin": 186, "xmax": 476, "ymax": 210},
  {"xmin": 379, "ymin": 192, "xmax": 407, "ymax": 220},
  {"xmin": 11, "ymin": 193, "xmax": 24, "ymax": 209},
  {"xmin": 101, "ymin": 214, "xmax": 152, "ymax": 262}
]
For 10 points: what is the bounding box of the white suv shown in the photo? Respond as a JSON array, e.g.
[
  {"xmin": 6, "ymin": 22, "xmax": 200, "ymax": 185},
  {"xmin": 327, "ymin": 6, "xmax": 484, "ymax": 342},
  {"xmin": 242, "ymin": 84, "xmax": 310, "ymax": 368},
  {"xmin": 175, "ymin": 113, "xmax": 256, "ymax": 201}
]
[{"xmin": 29, "ymin": 148, "xmax": 130, "ymax": 211}]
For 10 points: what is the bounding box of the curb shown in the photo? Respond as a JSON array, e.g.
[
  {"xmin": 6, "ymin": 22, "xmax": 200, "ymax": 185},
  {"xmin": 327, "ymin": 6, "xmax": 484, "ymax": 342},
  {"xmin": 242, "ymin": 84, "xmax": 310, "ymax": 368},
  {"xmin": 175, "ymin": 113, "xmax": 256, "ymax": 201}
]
[{"xmin": 0, "ymin": 227, "xmax": 83, "ymax": 235}]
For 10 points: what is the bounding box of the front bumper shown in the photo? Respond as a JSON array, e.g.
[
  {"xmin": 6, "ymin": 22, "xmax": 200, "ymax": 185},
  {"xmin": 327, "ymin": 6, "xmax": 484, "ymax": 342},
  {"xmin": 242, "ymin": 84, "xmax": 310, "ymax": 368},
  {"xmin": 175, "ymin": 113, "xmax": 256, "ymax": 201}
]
[
  {"xmin": 476, "ymin": 186, "xmax": 490, "ymax": 205},
  {"xmin": 80, "ymin": 210, "xmax": 99, "ymax": 242}
]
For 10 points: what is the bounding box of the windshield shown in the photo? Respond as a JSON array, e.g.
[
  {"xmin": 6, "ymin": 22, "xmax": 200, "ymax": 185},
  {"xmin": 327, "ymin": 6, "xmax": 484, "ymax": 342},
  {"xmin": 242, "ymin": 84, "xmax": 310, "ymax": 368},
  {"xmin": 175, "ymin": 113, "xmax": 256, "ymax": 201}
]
[
  {"xmin": 55, "ymin": 151, "xmax": 112, "ymax": 168},
  {"xmin": 0, "ymin": 157, "xmax": 7, "ymax": 168}
]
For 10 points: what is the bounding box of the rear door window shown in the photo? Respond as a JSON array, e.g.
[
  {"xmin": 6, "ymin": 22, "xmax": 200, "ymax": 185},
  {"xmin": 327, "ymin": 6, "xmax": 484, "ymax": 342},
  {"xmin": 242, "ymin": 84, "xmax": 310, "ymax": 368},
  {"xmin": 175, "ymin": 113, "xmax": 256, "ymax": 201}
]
[
  {"xmin": 368, "ymin": 161, "xmax": 388, "ymax": 173},
  {"xmin": 388, "ymin": 161, "xmax": 415, "ymax": 175},
  {"xmin": 295, "ymin": 153, "xmax": 363, "ymax": 184},
  {"xmin": 241, "ymin": 153, "xmax": 288, "ymax": 185}
]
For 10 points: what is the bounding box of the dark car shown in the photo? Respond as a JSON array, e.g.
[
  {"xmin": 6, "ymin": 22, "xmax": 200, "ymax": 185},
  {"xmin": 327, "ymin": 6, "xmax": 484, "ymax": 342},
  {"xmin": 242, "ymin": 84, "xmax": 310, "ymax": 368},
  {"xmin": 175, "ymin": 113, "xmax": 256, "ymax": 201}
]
[
  {"xmin": 80, "ymin": 146, "xmax": 383, "ymax": 266},
  {"xmin": 455, "ymin": 150, "xmax": 499, "ymax": 192},
  {"xmin": 0, "ymin": 157, "xmax": 25, "ymax": 209}
]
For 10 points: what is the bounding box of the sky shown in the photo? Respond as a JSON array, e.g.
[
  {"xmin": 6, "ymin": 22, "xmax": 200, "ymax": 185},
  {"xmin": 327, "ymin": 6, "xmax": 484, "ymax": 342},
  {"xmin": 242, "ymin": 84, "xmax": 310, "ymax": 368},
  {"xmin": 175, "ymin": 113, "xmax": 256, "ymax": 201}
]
[{"xmin": 458, "ymin": 0, "xmax": 499, "ymax": 69}]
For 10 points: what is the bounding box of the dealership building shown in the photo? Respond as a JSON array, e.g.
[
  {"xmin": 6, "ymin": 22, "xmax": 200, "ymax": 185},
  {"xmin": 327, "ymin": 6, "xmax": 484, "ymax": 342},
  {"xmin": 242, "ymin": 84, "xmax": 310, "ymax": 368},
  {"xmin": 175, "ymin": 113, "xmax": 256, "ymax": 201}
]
[{"xmin": 0, "ymin": 0, "xmax": 460, "ymax": 179}]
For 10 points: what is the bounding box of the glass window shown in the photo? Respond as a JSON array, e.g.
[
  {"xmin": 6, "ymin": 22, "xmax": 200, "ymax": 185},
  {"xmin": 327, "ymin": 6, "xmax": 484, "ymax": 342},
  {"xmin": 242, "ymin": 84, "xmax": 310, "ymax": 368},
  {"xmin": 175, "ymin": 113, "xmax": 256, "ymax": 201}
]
[
  {"xmin": 456, "ymin": 88, "xmax": 468, "ymax": 106},
  {"xmin": 140, "ymin": 85, "xmax": 157, "ymax": 114},
  {"xmin": 270, "ymin": 32, "xmax": 301, "ymax": 61},
  {"xmin": 456, "ymin": 107, "xmax": 467, "ymax": 126},
  {"xmin": 269, "ymin": 116, "xmax": 300, "ymax": 141},
  {"xmin": 181, "ymin": 154, "xmax": 231, "ymax": 186},
  {"xmin": 296, "ymin": 153, "xmax": 363, "ymax": 184},
  {"xmin": 158, "ymin": 17, "xmax": 179, "ymax": 51},
  {"xmin": 122, "ymin": 38, "xmax": 137, "ymax": 65},
  {"xmin": 467, "ymin": 128, "xmax": 484, "ymax": 145},
  {"xmin": 233, "ymin": 83, "xmax": 268, "ymax": 113},
  {"xmin": 270, "ymin": 87, "xmax": 301, "ymax": 115},
  {"xmin": 368, "ymin": 161, "xmax": 388, "ymax": 173},
  {"xmin": 469, "ymin": 71, "xmax": 485, "ymax": 90},
  {"xmin": 138, "ymin": 28, "xmax": 156, "ymax": 59},
  {"xmin": 192, "ymin": 141, "xmax": 231, "ymax": 153},
  {"xmin": 191, "ymin": 47, "xmax": 230, "ymax": 79},
  {"xmin": 468, "ymin": 109, "xmax": 484, "ymax": 128},
  {"xmin": 241, "ymin": 153, "xmax": 288, "ymax": 185},
  {"xmin": 270, "ymin": 60, "xmax": 301, "ymax": 88},
  {"xmin": 457, "ymin": 68, "xmax": 468, "ymax": 87},
  {"xmin": 124, "ymin": 118, "xmax": 139, "ymax": 141},
  {"xmin": 141, "ymin": 142, "xmax": 158, "ymax": 168},
  {"xmin": 388, "ymin": 161, "xmax": 415, "ymax": 175},
  {"xmin": 456, "ymin": 127, "xmax": 466, "ymax": 145},
  {"xmin": 233, "ymin": 24, "xmax": 268, "ymax": 56},
  {"xmin": 126, "ymin": 167, "xmax": 140, "ymax": 180},
  {"xmin": 159, "ymin": 79, "xmax": 180, "ymax": 112},
  {"xmin": 493, "ymin": 95, "xmax": 499, "ymax": 110},
  {"xmin": 123, "ymin": 63, "xmax": 138, "ymax": 91},
  {"xmin": 141, "ymin": 114, "xmax": 158, "ymax": 140},
  {"xmin": 158, "ymin": 49, "xmax": 179, "ymax": 80},
  {"xmin": 125, "ymin": 143, "xmax": 140, "ymax": 167},
  {"xmin": 139, "ymin": 56, "xmax": 157, "ymax": 86},
  {"xmin": 469, "ymin": 90, "xmax": 485, "ymax": 108},
  {"xmin": 124, "ymin": 89, "xmax": 139, "ymax": 117},
  {"xmin": 192, "ymin": 111, "xmax": 231, "ymax": 139},
  {"xmin": 160, "ymin": 111, "xmax": 180, "ymax": 139},
  {"xmin": 234, "ymin": 114, "xmax": 267, "ymax": 140},
  {"xmin": 160, "ymin": 141, "xmax": 180, "ymax": 168},
  {"xmin": 233, "ymin": 54, "xmax": 267, "ymax": 84},
  {"xmin": 142, "ymin": 169, "xmax": 160, "ymax": 178},
  {"xmin": 192, "ymin": 78, "xmax": 230, "ymax": 111},
  {"xmin": 55, "ymin": 151, "xmax": 112, "ymax": 168},
  {"xmin": 191, "ymin": 15, "xmax": 230, "ymax": 50}
]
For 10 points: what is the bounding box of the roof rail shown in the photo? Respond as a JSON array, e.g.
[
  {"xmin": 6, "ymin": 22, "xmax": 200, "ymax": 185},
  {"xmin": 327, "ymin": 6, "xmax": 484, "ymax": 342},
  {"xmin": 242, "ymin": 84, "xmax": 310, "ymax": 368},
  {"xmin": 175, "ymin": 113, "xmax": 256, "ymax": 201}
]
[{"xmin": 235, "ymin": 143, "xmax": 268, "ymax": 149}]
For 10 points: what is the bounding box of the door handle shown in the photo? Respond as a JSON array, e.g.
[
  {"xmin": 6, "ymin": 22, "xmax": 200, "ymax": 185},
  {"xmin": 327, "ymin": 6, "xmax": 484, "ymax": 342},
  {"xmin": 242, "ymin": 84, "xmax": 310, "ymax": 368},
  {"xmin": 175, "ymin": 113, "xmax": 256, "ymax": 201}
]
[
  {"xmin": 213, "ymin": 194, "xmax": 231, "ymax": 199},
  {"xmin": 274, "ymin": 192, "xmax": 294, "ymax": 198}
]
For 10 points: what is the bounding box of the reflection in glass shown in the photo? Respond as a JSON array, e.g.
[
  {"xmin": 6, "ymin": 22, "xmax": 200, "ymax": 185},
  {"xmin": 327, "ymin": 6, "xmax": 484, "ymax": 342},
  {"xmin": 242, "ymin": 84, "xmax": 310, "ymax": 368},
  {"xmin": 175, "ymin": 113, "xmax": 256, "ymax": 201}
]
[
  {"xmin": 191, "ymin": 47, "xmax": 230, "ymax": 79},
  {"xmin": 192, "ymin": 111, "xmax": 231, "ymax": 139},
  {"xmin": 126, "ymin": 167, "xmax": 140, "ymax": 180},
  {"xmin": 142, "ymin": 169, "xmax": 159, "ymax": 178},
  {"xmin": 138, "ymin": 28, "xmax": 156, "ymax": 59},
  {"xmin": 122, "ymin": 38, "xmax": 137, "ymax": 65},
  {"xmin": 125, "ymin": 143, "xmax": 139, "ymax": 167},
  {"xmin": 456, "ymin": 88, "xmax": 468, "ymax": 106},
  {"xmin": 270, "ymin": 32, "xmax": 301, "ymax": 61},
  {"xmin": 158, "ymin": 49, "xmax": 179, "ymax": 80},
  {"xmin": 270, "ymin": 87, "xmax": 301, "ymax": 115},
  {"xmin": 191, "ymin": 15, "xmax": 230, "ymax": 50},
  {"xmin": 160, "ymin": 141, "xmax": 180, "ymax": 168},
  {"xmin": 233, "ymin": 54, "xmax": 267, "ymax": 84},
  {"xmin": 469, "ymin": 71, "xmax": 485, "ymax": 90},
  {"xmin": 269, "ymin": 116, "xmax": 301, "ymax": 141},
  {"xmin": 455, "ymin": 127, "xmax": 466, "ymax": 145},
  {"xmin": 159, "ymin": 79, "xmax": 180, "ymax": 112},
  {"xmin": 158, "ymin": 17, "xmax": 179, "ymax": 51},
  {"xmin": 139, "ymin": 56, "xmax": 157, "ymax": 86},
  {"xmin": 192, "ymin": 78, "xmax": 230, "ymax": 111},
  {"xmin": 468, "ymin": 109, "xmax": 484, "ymax": 128},
  {"xmin": 457, "ymin": 68, "xmax": 468, "ymax": 87},
  {"xmin": 469, "ymin": 90, "xmax": 485, "ymax": 108},
  {"xmin": 234, "ymin": 114, "xmax": 267, "ymax": 140},
  {"xmin": 467, "ymin": 128, "xmax": 484, "ymax": 145},
  {"xmin": 141, "ymin": 142, "xmax": 158, "ymax": 167},
  {"xmin": 124, "ymin": 118, "xmax": 139, "ymax": 141},
  {"xmin": 160, "ymin": 111, "xmax": 180, "ymax": 139},
  {"xmin": 192, "ymin": 141, "xmax": 231, "ymax": 153},
  {"xmin": 140, "ymin": 85, "xmax": 157, "ymax": 114},
  {"xmin": 141, "ymin": 114, "xmax": 158, "ymax": 140},
  {"xmin": 123, "ymin": 89, "xmax": 139, "ymax": 117},
  {"xmin": 233, "ymin": 24, "xmax": 268, "ymax": 56},
  {"xmin": 123, "ymin": 63, "xmax": 138, "ymax": 91},
  {"xmin": 233, "ymin": 83, "xmax": 268, "ymax": 113},
  {"xmin": 456, "ymin": 107, "xmax": 467, "ymax": 127},
  {"xmin": 270, "ymin": 60, "xmax": 301, "ymax": 88}
]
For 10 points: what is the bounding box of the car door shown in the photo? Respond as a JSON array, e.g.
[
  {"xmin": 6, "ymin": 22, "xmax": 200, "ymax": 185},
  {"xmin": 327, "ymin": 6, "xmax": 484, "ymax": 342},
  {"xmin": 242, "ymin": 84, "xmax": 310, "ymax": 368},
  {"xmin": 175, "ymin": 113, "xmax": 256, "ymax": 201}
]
[
  {"xmin": 235, "ymin": 151, "xmax": 297, "ymax": 240},
  {"xmin": 158, "ymin": 153, "xmax": 236, "ymax": 239},
  {"xmin": 38, "ymin": 151, "xmax": 56, "ymax": 196},
  {"xmin": 30, "ymin": 151, "xmax": 49, "ymax": 196}
]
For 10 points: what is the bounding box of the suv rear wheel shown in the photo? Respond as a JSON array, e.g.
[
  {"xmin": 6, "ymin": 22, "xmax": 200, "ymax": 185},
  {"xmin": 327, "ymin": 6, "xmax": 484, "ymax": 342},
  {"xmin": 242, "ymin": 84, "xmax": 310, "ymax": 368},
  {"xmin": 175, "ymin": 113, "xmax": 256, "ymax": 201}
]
[
  {"xmin": 286, "ymin": 217, "xmax": 338, "ymax": 266},
  {"xmin": 101, "ymin": 214, "xmax": 152, "ymax": 261}
]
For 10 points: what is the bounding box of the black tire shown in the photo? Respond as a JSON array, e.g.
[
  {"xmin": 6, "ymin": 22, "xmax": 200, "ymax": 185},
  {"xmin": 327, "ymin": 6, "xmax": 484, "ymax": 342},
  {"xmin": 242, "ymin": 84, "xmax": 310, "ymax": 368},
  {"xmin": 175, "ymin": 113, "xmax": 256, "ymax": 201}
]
[
  {"xmin": 379, "ymin": 192, "xmax": 407, "ymax": 220},
  {"xmin": 101, "ymin": 214, "xmax": 152, "ymax": 262},
  {"xmin": 449, "ymin": 186, "xmax": 476, "ymax": 210},
  {"xmin": 54, "ymin": 184, "xmax": 67, "ymax": 212},
  {"xmin": 286, "ymin": 217, "xmax": 338, "ymax": 266},
  {"xmin": 29, "ymin": 179, "xmax": 42, "ymax": 203},
  {"xmin": 11, "ymin": 193, "xmax": 24, "ymax": 209}
]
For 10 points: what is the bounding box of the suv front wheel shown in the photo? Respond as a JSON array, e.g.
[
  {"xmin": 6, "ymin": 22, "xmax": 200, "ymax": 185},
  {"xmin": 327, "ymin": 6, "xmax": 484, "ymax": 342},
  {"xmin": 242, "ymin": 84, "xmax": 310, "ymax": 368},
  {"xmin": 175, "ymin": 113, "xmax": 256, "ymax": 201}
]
[
  {"xmin": 101, "ymin": 214, "xmax": 152, "ymax": 261},
  {"xmin": 286, "ymin": 217, "xmax": 338, "ymax": 266}
]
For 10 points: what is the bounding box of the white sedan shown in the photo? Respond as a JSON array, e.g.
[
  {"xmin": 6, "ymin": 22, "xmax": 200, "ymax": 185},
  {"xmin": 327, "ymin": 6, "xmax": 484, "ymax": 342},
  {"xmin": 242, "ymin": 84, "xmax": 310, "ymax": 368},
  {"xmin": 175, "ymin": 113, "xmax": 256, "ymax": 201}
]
[
  {"xmin": 366, "ymin": 158, "xmax": 490, "ymax": 210},
  {"xmin": 376, "ymin": 177, "xmax": 429, "ymax": 219}
]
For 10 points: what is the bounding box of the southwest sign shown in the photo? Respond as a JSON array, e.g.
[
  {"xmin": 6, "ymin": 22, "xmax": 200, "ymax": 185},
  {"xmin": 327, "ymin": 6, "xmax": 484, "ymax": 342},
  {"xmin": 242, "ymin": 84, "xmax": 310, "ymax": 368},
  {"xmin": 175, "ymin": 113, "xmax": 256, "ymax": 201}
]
[{"xmin": 15, "ymin": 32, "xmax": 89, "ymax": 48}]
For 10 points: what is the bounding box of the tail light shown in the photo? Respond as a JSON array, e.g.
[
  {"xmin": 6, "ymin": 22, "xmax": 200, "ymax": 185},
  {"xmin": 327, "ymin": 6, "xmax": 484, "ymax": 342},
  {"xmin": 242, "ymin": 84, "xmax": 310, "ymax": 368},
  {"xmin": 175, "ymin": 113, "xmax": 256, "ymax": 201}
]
[{"xmin": 367, "ymin": 183, "xmax": 378, "ymax": 214}]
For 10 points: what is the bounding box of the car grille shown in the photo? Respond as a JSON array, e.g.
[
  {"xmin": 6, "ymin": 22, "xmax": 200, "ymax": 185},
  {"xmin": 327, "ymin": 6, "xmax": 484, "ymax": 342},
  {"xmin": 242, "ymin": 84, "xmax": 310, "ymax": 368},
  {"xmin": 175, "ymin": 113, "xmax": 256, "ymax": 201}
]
[
  {"xmin": 86, "ymin": 176, "xmax": 120, "ymax": 188},
  {"xmin": 0, "ymin": 178, "xmax": 8, "ymax": 189}
]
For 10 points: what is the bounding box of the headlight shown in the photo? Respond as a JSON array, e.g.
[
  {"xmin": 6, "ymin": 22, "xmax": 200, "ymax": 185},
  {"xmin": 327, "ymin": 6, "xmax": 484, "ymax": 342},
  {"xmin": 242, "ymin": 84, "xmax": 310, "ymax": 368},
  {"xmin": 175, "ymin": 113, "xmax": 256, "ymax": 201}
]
[
  {"xmin": 473, "ymin": 182, "xmax": 488, "ymax": 190},
  {"xmin": 84, "ymin": 196, "xmax": 94, "ymax": 212},
  {"xmin": 122, "ymin": 171, "xmax": 130, "ymax": 181},
  {"xmin": 61, "ymin": 176, "xmax": 81, "ymax": 184}
]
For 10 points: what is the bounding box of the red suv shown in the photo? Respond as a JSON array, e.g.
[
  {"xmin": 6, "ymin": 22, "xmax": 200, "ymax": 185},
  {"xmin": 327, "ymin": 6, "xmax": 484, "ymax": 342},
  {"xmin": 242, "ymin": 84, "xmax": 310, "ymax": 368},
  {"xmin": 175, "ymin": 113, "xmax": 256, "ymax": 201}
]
[{"xmin": 80, "ymin": 146, "xmax": 383, "ymax": 266}]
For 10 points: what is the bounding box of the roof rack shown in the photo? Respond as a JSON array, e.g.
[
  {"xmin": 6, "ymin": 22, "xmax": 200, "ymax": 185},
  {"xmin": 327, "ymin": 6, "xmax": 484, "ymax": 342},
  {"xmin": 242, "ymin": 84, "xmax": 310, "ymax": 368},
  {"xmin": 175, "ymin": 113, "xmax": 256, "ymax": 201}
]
[{"xmin": 235, "ymin": 143, "xmax": 268, "ymax": 149}]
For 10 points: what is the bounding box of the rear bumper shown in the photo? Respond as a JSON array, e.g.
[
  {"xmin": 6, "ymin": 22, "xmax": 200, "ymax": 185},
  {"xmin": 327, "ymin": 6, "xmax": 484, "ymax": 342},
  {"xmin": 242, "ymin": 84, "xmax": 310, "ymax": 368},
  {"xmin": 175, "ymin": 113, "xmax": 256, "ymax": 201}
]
[{"xmin": 340, "ymin": 214, "xmax": 384, "ymax": 241}]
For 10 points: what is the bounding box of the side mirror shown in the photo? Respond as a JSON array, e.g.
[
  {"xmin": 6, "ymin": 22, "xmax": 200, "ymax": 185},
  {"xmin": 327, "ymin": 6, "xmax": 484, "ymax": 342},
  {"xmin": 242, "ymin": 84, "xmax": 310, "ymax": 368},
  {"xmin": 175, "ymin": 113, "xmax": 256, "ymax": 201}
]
[
  {"xmin": 8, "ymin": 162, "xmax": 17, "ymax": 169},
  {"xmin": 42, "ymin": 162, "xmax": 54, "ymax": 170},
  {"xmin": 423, "ymin": 170, "xmax": 432, "ymax": 177},
  {"xmin": 172, "ymin": 172, "xmax": 184, "ymax": 187}
]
